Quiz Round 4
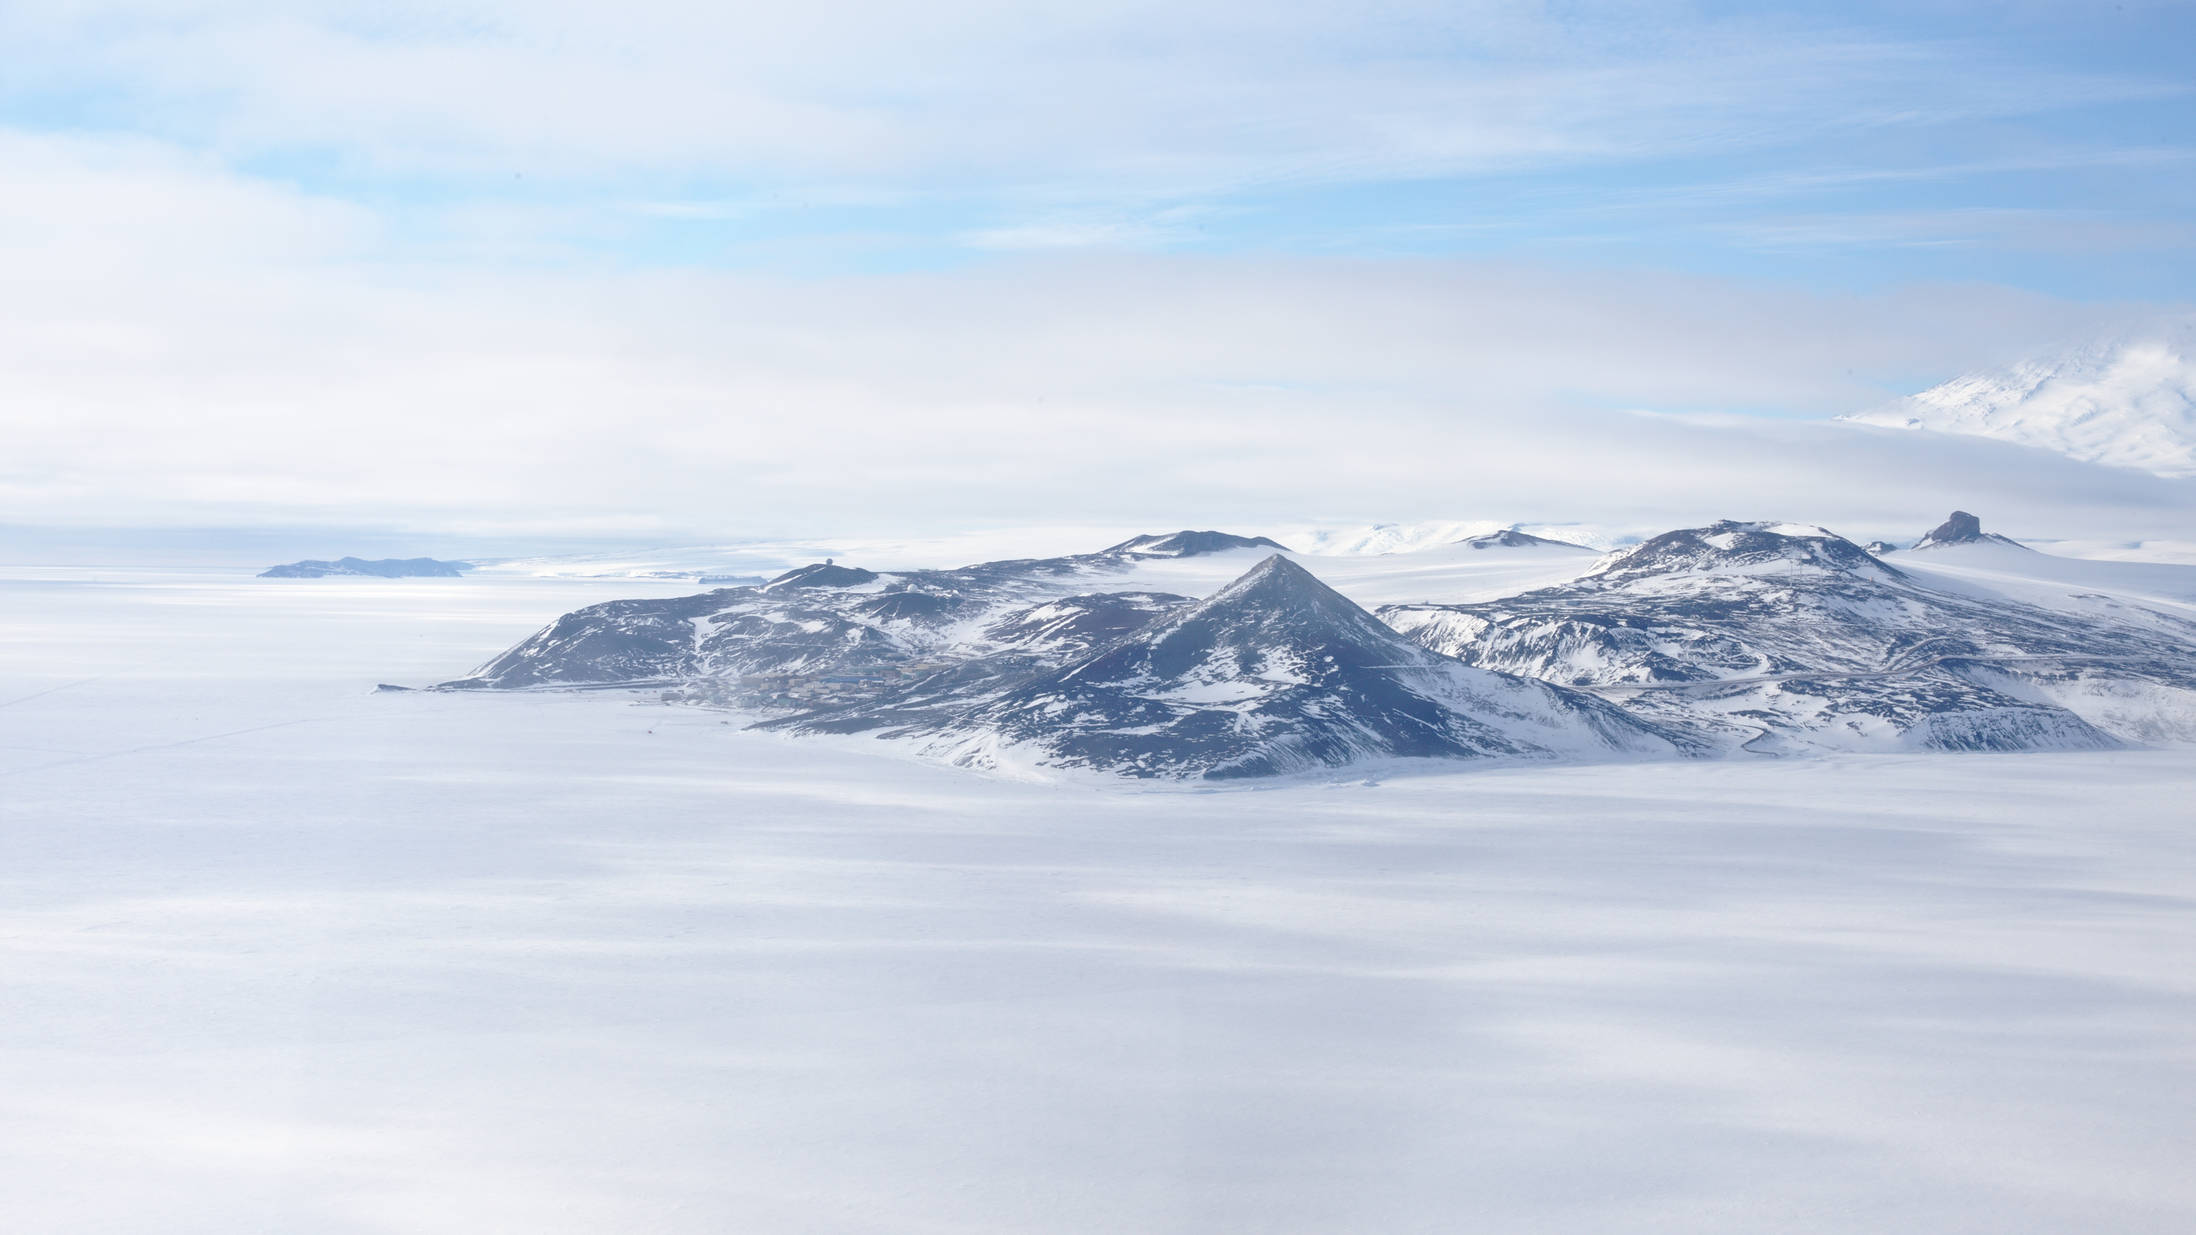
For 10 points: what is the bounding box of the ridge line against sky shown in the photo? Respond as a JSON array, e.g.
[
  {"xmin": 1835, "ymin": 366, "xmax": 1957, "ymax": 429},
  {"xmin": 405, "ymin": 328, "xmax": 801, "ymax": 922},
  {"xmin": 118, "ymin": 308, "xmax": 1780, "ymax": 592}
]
[{"xmin": 2, "ymin": 1, "xmax": 2193, "ymax": 545}]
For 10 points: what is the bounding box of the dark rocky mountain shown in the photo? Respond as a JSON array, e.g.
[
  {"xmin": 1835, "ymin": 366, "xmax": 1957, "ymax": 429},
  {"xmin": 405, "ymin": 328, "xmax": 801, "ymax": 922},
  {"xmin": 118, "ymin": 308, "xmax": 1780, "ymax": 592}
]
[
  {"xmin": 1912, "ymin": 510, "xmax": 2028, "ymax": 551},
  {"xmin": 876, "ymin": 556, "xmax": 1691, "ymax": 779},
  {"xmin": 1380, "ymin": 520, "xmax": 2196, "ymax": 753},
  {"xmin": 1102, "ymin": 530, "xmax": 1290, "ymax": 557},
  {"xmin": 979, "ymin": 591, "xmax": 1191, "ymax": 660},
  {"xmin": 441, "ymin": 530, "xmax": 1276, "ymax": 693},
  {"xmin": 1458, "ymin": 528, "xmax": 1594, "ymax": 551},
  {"xmin": 435, "ymin": 520, "xmax": 2196, "ymax": 777},
  {"xmin": 262, "ymin": 556, "xmax": 469, "ymax": 579},
  {"xmin": 761, "ymin": 561, "xmax": 881, "ymax": 591}
]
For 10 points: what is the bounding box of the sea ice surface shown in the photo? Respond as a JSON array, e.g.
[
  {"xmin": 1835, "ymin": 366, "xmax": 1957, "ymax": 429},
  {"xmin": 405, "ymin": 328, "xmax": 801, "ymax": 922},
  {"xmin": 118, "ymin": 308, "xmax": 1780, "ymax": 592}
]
[{"xmin": 2, "ymin": 567, "xmax": 2193, "ymax": 1233}]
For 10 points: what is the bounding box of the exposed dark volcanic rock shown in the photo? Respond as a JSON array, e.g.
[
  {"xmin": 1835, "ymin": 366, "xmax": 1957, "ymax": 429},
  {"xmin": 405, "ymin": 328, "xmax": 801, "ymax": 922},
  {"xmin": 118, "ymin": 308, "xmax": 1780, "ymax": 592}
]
[
  {"xmin": 1102, "ymin": 530, "xmax": 1291, "ymax": 557},
  {"xmin": 441, "ymin": 531, "xmax": 1258, "ymax": 693},
  {"xmin": 855, "ymin": 591, "xmax": 965, "ymax": 621},
  {"xmin": 436, "ymin": 520, "xmax": 2196, "ymax": 776},
  {"xmin": 1912, "ymin": 510, "xmax": 2028, "ymax": 551},
  {"xmin": 910, "ymin": 556, "xmax": 1689, "ymax": 780},
  {"xmin": 1380, "ymin": 520, "xmax": 2194, "ymax": 753},
  {"xmin": 979, "ymin": 592, "xmax": 1191, "ymax": 660},
  {"xmin": 763, "ymin": 562, "xmax": 882, "ymax": 590},
  {"xmin": 1458, "ymin": 529, "xmax": 1594, "ymax": 551},
  {"xmin": 1584, "ymin": 521, "xmax": 1894, "ymax": 585}
]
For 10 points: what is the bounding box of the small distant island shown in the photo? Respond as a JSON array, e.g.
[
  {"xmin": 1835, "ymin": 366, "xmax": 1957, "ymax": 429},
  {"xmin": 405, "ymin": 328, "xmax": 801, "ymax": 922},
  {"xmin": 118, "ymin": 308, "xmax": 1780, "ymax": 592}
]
[{"xmin": 259, "ymin": 557, "xmax": 471, "ymax": 579}]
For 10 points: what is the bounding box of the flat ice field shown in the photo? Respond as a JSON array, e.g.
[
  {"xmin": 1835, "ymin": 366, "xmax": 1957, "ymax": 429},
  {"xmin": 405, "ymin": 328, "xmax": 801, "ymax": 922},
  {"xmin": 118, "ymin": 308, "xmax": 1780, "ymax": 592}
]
[{"xmin": 4, "ymin": 568, "xmax": 2194, "ymax": 1234}]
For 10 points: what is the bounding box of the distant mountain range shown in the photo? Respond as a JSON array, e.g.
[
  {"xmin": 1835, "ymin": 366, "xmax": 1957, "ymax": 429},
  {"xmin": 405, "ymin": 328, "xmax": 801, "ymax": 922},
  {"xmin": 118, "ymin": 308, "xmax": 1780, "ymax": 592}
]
[
  {"xmin": 262, "ymin": 556, "xmax": 470, "ymax": 579},
  {"xmin": 1843, "ymin": 333, "xmax": 2196, "ymax": 478},
  {"xmin": 431, "ymin": 516, "xmax": 2196, "ymax": 779}
]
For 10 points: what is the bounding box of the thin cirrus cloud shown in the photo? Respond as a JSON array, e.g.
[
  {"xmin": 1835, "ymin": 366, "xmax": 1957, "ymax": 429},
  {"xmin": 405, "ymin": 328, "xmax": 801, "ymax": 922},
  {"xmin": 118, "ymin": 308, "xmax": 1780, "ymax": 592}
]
[
  {"xmin": 2, "ymin": 2, "xmax": 2180, "ymax": 191},
  {"xmin": 2, "ymin": 1, "xmax": 2193, "ymax": 544}
]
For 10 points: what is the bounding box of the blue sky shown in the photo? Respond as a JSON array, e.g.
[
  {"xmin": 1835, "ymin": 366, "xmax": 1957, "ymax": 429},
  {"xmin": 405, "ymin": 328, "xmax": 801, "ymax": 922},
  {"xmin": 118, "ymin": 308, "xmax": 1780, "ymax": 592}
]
[
  {"xmin": 7, "ymin": 0, "xmax": 2190, "ymax": 291},
  {"xmin": 2, "ymin": 0, "xmax": 2192, "ymax": 541}
]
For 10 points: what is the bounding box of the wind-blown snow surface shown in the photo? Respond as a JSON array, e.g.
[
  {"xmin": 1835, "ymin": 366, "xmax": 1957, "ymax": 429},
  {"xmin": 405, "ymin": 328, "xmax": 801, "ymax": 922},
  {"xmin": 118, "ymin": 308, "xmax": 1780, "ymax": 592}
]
[
  {"xmin": 5, "ymin": 568, "xmax": 2196, "ymax": 1232},
  {"xmin": 1844, "ymin": 335, "xmax": 2196, "ymax": 478}
]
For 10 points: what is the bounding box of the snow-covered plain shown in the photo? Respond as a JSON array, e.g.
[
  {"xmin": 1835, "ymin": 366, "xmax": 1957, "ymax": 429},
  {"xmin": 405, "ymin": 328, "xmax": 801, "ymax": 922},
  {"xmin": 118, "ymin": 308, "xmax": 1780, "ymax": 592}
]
[{"xmin": 4, "ymin": 568, "xmax": 2196, "ymax": 1233}]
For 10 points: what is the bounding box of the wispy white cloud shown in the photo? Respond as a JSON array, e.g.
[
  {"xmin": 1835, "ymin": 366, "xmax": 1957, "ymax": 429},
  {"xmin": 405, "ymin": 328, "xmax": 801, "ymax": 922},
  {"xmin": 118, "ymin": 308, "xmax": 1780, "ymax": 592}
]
[
  {"xmin": 1723, "ymin": 208, "xmax": 2196, "ymax": 254},
  {"xmin": 3, "ymin": 128, "xmax": 2188, "ymax": 544},
  {"xmin": 2, "ymin": 1, "xmax": 2180, "ymax": 199},
  {"xmin": 625, "ymin": 200, "xmax": 754, "ymax": 221},
  {"xmin": 960, "ymin": 204, "xmax": 1224, "ymax": 251},
  {"xmin": 3, "ymin": 4, "xmax": 2192, "ymax": 545}
]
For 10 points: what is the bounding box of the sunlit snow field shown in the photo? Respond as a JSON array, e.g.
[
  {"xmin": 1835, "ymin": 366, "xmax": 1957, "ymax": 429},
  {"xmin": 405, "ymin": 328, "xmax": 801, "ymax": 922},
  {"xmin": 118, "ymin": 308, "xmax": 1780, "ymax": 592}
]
[{"xmin": 3, "ymin": 568, "xmax": 2194, "ymax": 1233}]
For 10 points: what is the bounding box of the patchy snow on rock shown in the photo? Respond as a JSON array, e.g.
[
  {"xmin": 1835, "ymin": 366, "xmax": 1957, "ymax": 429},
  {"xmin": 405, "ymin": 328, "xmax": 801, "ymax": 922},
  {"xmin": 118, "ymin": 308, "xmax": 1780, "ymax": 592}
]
[
  {"xmin": 436, "ymin": 519, "xmax": 2196, "ymax": 776},
  {"xmin": 1384, "ymin": 519, "xmax": 2196, "ymax": 755}
]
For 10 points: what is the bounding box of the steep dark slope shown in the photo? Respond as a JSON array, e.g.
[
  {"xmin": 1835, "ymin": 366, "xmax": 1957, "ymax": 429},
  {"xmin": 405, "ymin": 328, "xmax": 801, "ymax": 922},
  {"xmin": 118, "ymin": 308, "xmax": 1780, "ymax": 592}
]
[{"xmin": 918, "ymin": 556, "xmax": 1689, "ymax": 779}]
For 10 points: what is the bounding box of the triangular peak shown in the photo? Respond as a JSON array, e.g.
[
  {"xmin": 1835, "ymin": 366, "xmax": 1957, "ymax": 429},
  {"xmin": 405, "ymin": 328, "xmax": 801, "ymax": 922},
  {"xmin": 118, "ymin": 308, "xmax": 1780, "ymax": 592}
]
[{"xmin": 1199, "ymin": 552, "xmax": 1353, "ymax": 609}]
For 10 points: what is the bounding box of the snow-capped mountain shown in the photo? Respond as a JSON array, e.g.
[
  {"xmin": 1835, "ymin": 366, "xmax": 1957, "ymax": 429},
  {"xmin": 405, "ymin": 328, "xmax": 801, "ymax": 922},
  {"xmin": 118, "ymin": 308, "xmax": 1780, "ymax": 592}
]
[
  {"xmin": 906, "ymin": 555, "xmax": 1688, "ymax": 780},
  {"xmin": 1458, "ymin": 529, "xmax": 1595, "ymax": 551},
  {"xmin": 1379, "ymin": 520, "xmax": 2196, "ymax": 753},
  {"xmin": 1102, "ymin": 530, "xmax": 1290, "ymax": 557},
  {"xmin": 436, "ymin": 519, "xmax": 2196, "ymax": 777},
  {"xmin": 443, "ymin": 531, "xmax": 1282, "ymax": 692},
  {"xmin": 1843, "ymin": 333, "xmax": 2196, "ymax": 478}
]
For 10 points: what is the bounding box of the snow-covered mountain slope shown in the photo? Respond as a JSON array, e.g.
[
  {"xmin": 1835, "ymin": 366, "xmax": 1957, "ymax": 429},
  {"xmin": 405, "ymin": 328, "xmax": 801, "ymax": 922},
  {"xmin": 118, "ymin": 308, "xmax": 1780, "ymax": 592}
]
[
  {"xmin": 1892, "ymin": 539, "xmax": 2196, "ymax": 627},
  {"xmin": 447, "ymin": 531, "xmax": 1331, "ymax": 691},
  {"xmin": 1379, "ymin": 521, "xmax": 2196, "ymax": 753},
  {"xmin": 444, "ymin": 530, "xmax": 1612, "ymax": 695},
  {"xmin": 1842, "ymin": 334, "xmax": 2196, "ymax": 478},
  {"xmin": 903, "ymin": 556, "xmax": 1688, "ymax": 780},
  {"xmin": 438, "ymin": 520, "xmax": 2196, "ymax": 777},
  {"xmin": 2030, "ymin": 537, "xmax": 2196, "ymax": 566}
]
